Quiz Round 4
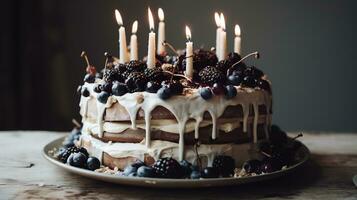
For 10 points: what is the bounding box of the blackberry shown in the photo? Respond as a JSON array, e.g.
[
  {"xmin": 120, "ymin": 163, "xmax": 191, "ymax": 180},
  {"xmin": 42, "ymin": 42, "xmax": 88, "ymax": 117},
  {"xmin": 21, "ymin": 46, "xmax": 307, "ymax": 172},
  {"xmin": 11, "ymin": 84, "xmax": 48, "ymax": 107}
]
[
  {"xmin": 152, "ymin": 157, "xmax": 183, "ymax": 178},
  {"xmin": 216, "ymin": 59, "xmax": 231, "ymax": 73},
  {"xmin": 227, "ymin": 52, "xmax": 241, "ymax": 65},
  {"xmin": 244, "ymin": 66, "xmax": 264, "ymax": 79},
  {"xmin": 144, "ymin": 68, "xmax": 168, "ymax": 82},
  {"xmin": 126, "ymin": 60, "xmax": 146, "ymax": 73},
  {"xmin": 125, "ymin": 72, "xmax": 147, "ymax": 92},
  {"xmin": 212, "ymin": 155, "xmax": 235, "ymax": 177},
  {"xmin": 198, "ymin": 66, "xmax": 225, "ymax": 86},
  {"xmin": 103, "ymin": 68, "xmax": 120, "ymax": 82},
  {"xmin": 58, "ymin": 146, "xmax": 88, "ymax": 163}
]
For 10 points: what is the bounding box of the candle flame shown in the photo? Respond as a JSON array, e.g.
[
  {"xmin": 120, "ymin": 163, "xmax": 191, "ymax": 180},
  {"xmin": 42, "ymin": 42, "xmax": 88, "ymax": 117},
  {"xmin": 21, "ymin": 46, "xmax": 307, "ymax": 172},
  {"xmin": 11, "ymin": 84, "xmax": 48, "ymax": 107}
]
[
  {"xmin": 214, "ymin": 12, "xmax": 221, "ymax": 27},
  {"xmin": 185, "ymin": 26, "xmax": 191, "ymax": 41},
  {"xmin": 115, "ymin": 9, "xmax": 123, "ymax": 26},
  {"xmin": 220, "ymin": 13, "xmax": 226, "ymax": 31},
  {"xmin": 148, "ymin": 7, "xmax": 155, "ymax": 31},
  {"xmin": 132, "ymin": 20, "xmax": 138, "ymax": 34},
  {"xmin": 158, "ymin": 8, "xmax": 164, "ymax": 22},
  {"xmin": 235, "ymin": 24, "xmax": 241, "ymax": 36}
]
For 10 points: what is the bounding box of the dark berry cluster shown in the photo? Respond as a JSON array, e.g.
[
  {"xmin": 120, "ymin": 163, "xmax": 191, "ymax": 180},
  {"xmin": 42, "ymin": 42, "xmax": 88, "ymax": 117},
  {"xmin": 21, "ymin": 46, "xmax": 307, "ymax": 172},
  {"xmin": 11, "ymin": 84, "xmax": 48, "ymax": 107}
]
[
  {"xmin": 242, "ymin": 125, "xmax": 304, "ymax": 174},
  {"xmin": 79, "ymin": 50, "xmax": 270, "ymax": 103},
  {"xmin": 56, "ymin": 128, "xmax": 101, "ymax": 171}
]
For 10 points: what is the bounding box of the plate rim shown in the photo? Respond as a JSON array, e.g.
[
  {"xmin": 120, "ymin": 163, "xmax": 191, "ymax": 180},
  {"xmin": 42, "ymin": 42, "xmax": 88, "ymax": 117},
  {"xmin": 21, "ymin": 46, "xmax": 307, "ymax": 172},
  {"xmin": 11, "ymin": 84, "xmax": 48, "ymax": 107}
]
[{"xmin": 42, "ymin": 136, "xmax": 310, "ymax": 188}]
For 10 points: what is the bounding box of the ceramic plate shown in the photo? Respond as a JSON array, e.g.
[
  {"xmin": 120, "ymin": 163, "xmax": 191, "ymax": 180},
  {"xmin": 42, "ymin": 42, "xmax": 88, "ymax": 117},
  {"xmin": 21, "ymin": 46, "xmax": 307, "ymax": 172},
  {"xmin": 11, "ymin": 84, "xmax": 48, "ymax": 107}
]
[{"xmin": 43, "ymin": 136, "xmax": 310, "ymax": 188}]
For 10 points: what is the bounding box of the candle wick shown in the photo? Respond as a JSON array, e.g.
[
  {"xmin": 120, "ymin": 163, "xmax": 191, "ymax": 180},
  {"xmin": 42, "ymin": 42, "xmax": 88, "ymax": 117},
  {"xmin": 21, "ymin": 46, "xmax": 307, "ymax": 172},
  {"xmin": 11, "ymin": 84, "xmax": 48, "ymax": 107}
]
[
  {"xmin": 150, "ymin": 28, "xmax": 154, "ymax": 32},
  {"xmin": 227, "ymin": 51, "xmax": 260, "ymax": 77}
]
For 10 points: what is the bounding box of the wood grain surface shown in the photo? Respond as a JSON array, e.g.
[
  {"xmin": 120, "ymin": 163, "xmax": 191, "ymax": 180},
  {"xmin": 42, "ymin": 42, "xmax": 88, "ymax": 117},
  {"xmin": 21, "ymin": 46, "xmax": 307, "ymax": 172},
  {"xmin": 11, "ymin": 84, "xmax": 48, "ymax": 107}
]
[{"xmin": 0, "ymin": 131, "xmax": 356, "ymax": 200}]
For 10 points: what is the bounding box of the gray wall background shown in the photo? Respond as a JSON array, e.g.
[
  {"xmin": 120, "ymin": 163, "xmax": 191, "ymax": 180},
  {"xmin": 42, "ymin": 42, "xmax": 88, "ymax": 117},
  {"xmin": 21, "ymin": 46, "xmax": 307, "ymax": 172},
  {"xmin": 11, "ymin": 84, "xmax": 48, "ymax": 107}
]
[{"xmin": 2, "ymin": 0, "xmax": 357, "ymax": 131}]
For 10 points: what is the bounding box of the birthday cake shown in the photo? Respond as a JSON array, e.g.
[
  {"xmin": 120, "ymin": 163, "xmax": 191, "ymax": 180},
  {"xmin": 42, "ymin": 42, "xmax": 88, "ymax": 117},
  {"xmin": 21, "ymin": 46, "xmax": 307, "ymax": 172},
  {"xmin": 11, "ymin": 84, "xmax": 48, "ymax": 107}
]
[{"xmin": 55, "ymin": 8, "xmax": 301, "ymax": 179}]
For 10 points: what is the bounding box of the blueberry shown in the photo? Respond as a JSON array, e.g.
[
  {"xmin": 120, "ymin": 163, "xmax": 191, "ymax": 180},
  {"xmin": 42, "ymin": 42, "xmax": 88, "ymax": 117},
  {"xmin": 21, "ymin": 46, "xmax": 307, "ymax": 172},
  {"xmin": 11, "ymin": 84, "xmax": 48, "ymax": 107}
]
[
  {"xmin": 131, "ymin": 160, "xmax": 146, "ymax": 168},
  {"xmin": 211, "ymin": 83, "xmax": 224, "ymax": 95},
  {"xmin": 157, "ymin": 85, "xmax": 172, "ymax": 100},
  {"xmin": 243, "ymin": 159, "xmax": 262, "ymax": 174},
  {"xmin": 201, "ymin": 167, "xmax": 219, "ymax": 178},
  {"xmin": 86, "ymin": 157, "xmax": 101, "ymax": 171},
  {"xmin": 123, "ymin": 165, "xmax": 138, "ymax": 176},
  {"xmin": 242, "ymin": 76, "xmax": 257, "ymax": 88},
  {"xmin": 93, "ymin": 84, "xmax": 102, "ymax": 93},
  {"xmin": 146, "ymin": 81, "xmax": 161, "ymax": 93},
  {"xmin": 199, "ymin": 87, "xmax": 213, "ymax": 100},
  {"xmin": 137, "ymin": 166, "xmax": 156, "ymax": 177},
  {"xmin": 67, "ymin": 154, "xmax": 75, "ymax": 166},
  {"xmin": 72, "ymin": 152, "xmax": 88, "ymax": 168},
  {"xmin": 190, "ymin": 170, "xmax": 201, "ymax": 179},
  {"xmin": 128, "ymin": 172, "xmax": 137, "ymax": 177},
  {"xmin": 102, "ymin": 82, "xmax": 113, "ymax": 93},
  {"xmin": 97, "ymin": 91, "xmax": 110, "ymax": 104},
  {"xmin": 84, "ymin": 74, "xmax": 95, "ymax": 83},
  {"xmin": 81, "ymin": 87, "xmax": 90, "ymax": 97},
  {"xmin": 112, "ymin": 82, "xmax": 128, "ymax": 96},
  {"xmin": 212, "ymin": 155, "xmax": 235, "ymax": 177},
  {"xmin": 224, "ymin": 85, "xmax": 237, "ymax": 99},
  {"xmin": 228, "ymin": 75, "xmax": 243, "ymax": 86},
  {"xmin": 78, "ymin": 147, "xmax": 89, "ymax": 157},
  {"xmin": 180, "ymin": 160, "xmax": 193, "ymax": 177}
]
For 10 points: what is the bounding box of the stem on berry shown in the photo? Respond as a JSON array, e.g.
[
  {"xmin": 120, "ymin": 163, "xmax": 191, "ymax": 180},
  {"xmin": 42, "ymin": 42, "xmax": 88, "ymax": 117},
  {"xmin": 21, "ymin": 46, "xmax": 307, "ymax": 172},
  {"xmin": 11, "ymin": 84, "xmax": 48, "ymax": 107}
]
[
  {"xmin": 163, "ymin": 41, "xmax": 179, "ymax": 56},
  {"xmin": 81, "ymin": 51, "xmax": 91, "ymax": 66},
  {"xmin": 162, "ymin": 70, "xmax": 194, "ymax": 84},
  {"xmin": 292, "ymin": 133, "xmax": 303, "ymax": 140},
  {"xmin": 226, "ymin": 51, "xmax": 260, "ymax": 77},
  {"xmin": 104, "ymin": 52, "xmax": 112, "ymax": 70},
  {"xmin": 194, "ymin": 140, "xmax": 202, "ymax": 170},
  {"xmin": 72, "ymin": 119, "xmax": 81, "ymax": 128},
  {"xmin": 261, "ymin": 151, "xmax": 272, "ymax": 158}
]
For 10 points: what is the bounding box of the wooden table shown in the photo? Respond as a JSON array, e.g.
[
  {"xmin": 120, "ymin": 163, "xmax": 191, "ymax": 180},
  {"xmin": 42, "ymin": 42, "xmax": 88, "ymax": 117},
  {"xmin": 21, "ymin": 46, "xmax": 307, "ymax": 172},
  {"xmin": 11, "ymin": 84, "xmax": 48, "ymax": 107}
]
[{"xmin": 0, "ymin": 131, "xmax": 356, "ymax": 199}]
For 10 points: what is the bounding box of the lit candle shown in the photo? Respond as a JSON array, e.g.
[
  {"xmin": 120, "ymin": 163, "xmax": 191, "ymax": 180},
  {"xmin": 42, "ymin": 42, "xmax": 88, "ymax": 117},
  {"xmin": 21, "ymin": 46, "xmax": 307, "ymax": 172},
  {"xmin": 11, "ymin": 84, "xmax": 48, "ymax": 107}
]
[
  {"xmin": 219, "ymin": 13, "xmax": 227, "ymax": 61},
  {"xmin": 147, "ymin": 8, "xmax": 156, "ymax": 69},
  {"xmin": 185, "ymin": 26, "xmax": 193, "ymax": 79},
  {"xmin": 157, "ymin": 8, "xmax": 166, "ymax": 55},
  {"xmin": 214, "ymin": 12, "xmax": 222, "ymax": 57},
  {"xmin": 234, "ymin": 24, "xmax": 241, "ymax": 55},
  {"xmin": 115, "ymin": 9, "xmax": 129, "ymax": 64},
  {"xmin": 130, "ymin": 20, "xmax": 138, "ymax": 61}
]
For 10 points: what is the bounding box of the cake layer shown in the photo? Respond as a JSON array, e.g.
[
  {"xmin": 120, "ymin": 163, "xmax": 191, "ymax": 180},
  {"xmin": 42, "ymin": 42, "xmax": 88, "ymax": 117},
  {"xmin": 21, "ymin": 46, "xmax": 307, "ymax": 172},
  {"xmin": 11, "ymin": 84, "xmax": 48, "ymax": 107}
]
[{"xmin": 80, "ymin": 132, "xmax": 261, "ymax": 170}]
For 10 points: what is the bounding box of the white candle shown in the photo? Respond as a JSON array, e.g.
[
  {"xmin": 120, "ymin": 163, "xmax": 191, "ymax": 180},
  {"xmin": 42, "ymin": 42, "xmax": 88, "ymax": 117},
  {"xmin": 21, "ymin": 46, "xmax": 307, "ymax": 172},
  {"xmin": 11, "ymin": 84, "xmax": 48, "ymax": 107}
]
[
  {"xmin": 157, "ymin": 8, "xmax": 166, "ymax": 55},
  {"xmin": 219, "ymin": 13, "xmax": 227, "ymax": 61},
  {"xmin": 214, "ymin": 12, "xmax": 222, "ymax": 58},
  {"xmin": 185, "ymin": 26, "xmax": 193, "ymax": 79},
  {"xmin": 115, "ymin": 9, "xmax": 129, "ymax": 64},
  {"xmin": 234, "ymin": 24, "xmax": 241, "ymax": 55},
  {"xmin": 147, "ymin": 8, "xmax": 156, "ymax": 69},
  {"xmin": 130, "ymin": 20, "xmax": 138, "ymax": 61}
]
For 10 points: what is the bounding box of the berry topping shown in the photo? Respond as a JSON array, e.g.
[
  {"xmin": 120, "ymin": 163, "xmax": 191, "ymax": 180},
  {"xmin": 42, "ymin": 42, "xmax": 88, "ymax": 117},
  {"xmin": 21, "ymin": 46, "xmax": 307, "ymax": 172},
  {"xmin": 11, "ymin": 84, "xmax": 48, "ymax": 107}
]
[
  {"xmin": 168, "ymin": 80, "xmax": 184, "ymax": 95},
  {"xmin": 198, "ymin": 66, "xmax": 225, "ymax": 86},
  {"xmin": 244, "ymin": 66, "xmax": 264, "ymax": 79},
  {"xmin": 97, "ymin": 91, "xmax": 110, "ymax": 104},
  {"xmin": 269, "ymin": 125, "xmax": 288, "ymax": 146},
  {"xmin": 152, "ymin": 157, "xmax": 183, "ymax": 178},
  {"xmin": 93, "ymin": 84, "xmax": 102, "ymax": 93},
  {"xmin": 125, "ymin": 72, "xmax": 147, "ymax": 92},
  {"xmin": 137, "ymin": 166, "xmax": 156, "ymax": 178},
  {"xmin": 157, "ymin": 85, "xmax": 172, "ymax": 100},
  {"xmin": 198, "ymin": 87, "xmax": 213, "ymax": 100},
  {"xmin": 70, "ymin": 152, "xmax": 88, "ymax": 168},
  {"xmin": 190, "ymin": 170, "xmax": 201, "ymax": 179},
  {"xmin": 81, "ymin": 87, "xmax": 90, "ymax": 97},
  {"xmin": 227, "ymin": 74, "xmax": 243, "ymax": 86},
  {"xmin": 216, "ymin": 59, "xmax": 231, "ymax": 73},
  {"xmin": 112, "ymin": 82, "xmax": 128, "ymax": 96},
  {"xmin": 257, "ymin": 79, "xmax": 271, "ymax": 92},
  {"xmin": 103, "ymin": 68, "xmax": 120, "ymax": 83},
  {"xmin": 86, "ymin": 157, "xmax": 101, "ymax": 171},
  {"xmin": 201, "ymin": 167, "xmax": 219, "ymax": 178},
  {"xmin": 146, "ymin": 81, "xmax": 161, "ymax": 93},
  {"xmin": 123, "ymin": 165, "xmax": 139, "ymax": 176},
  {"xmin": 102, "ymin": 82, "xmax": 113, "ymax": 93},
  {"xmin": 58, "ymin": 146, "xmax": 82, "ymax": 163},
  {"xmin": 227, "ymin": 52, "xmax": 241, "ymax": 64},
  {"xmin": 211, "ymin": 83, "xmax": 225, "ymax": 95},
  {"xmin": 131, "ymin": 160, "xmax": 146, "ymax": 168},
  {"xmin": 144, "ymin": 68, "xmax": 168, "ymax": 83},
  {"xmin": 224, "ymin": 85, "xmax": 237, "ymax": 99},
  {"xmin": 242, "ymin": 76, "xmax": 257, "ymax": 88},
  {"xmin": 243, "ymin": 159, "xmax": 262, "ymax": 174},
  {"xmin": 83, "ymin": 74, "xmax": 95, "ymax": 83},
  {"xmin": 127, "ymin": 60, "xmax": 146, "ymax": 72},
  {"xmin": 260, "ymin": 157, "xmax": 283, "ymax": 173},
  {"xmin": 180, "ymin": 160, "xmax": 193, "ymax": 177},
  {"xmin": 212, "ymin": 155, "xmax": 235, "ymax": 177}
]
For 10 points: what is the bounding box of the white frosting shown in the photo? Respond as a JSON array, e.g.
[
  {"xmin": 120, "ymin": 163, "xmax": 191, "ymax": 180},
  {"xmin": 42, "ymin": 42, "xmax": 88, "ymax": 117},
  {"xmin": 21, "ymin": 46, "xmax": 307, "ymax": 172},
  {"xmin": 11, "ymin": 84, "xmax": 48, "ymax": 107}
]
[
  {"xmin": 80, "ymin": 82, "xmax": 272, "ymax": 161},
  {"xmin": 80, "ymin": 132, "xmax": 256, "ymax": 167}
]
